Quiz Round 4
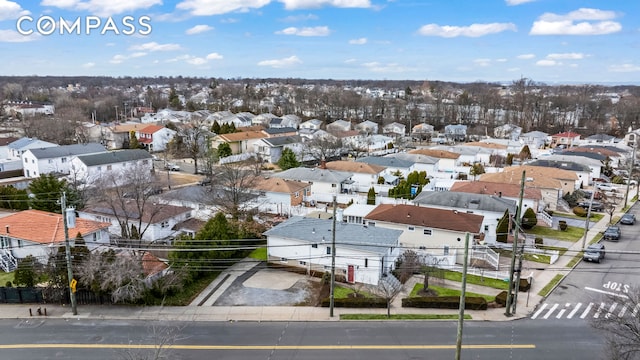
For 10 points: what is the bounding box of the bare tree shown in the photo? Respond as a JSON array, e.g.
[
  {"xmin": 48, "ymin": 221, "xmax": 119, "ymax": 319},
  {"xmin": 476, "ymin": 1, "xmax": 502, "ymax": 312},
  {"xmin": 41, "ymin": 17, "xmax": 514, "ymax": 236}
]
[
  {"xmin": 377, "ymin": 278, "xmax": 402, "ymax": 318},
  {"xmin": 119, "ymin": 323, "xmax": 187, "ymax": 360},
  {"xmin": 209, "ymin": 159, "xmax": 262, "ymax": 219},
  {"xmin": 303, "ymin": 135, "xmax": 343, "ymax": 164},
  {"xmin": 591, "ymin": 288, "xmax": 640, "ymax": 360},
  {"xmin": 174, "ymin": 119, "xmax": 212, "ymax": 174}
]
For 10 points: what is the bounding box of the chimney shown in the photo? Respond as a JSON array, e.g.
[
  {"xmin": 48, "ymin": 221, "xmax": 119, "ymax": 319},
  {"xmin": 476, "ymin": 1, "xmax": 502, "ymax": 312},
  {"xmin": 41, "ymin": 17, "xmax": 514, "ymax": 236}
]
[
  {"xmin": 66, "ymin": 207, "xmax": 76, "ymax": 229},
  {"xmin": 498, "ymin": 191, "xmax": 502, "ymax": 198},
  {"xmin": 5, "ymin": 225, "xmax": 8, "ymax": 233}
]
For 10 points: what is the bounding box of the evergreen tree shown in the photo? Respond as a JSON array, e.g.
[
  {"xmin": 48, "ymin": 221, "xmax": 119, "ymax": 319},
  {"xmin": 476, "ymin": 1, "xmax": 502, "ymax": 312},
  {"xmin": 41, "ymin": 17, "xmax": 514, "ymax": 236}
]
[
  {"xmin": 217, "ymin": 142, "xmax": 232, "ymax": 158},
  {"xmin": 470, "ymin": 163, "xmax": 485, "ymax": 181},
  {"xmin": 367, "ymin": 187, "xmax": 376, "ymax": 205},
  {"xmin": 0, "ymin": 186, "xmax": 29, "ymax": 210},
  {"xmin": 519, "ymin": 145, "xmax": 532, "ymax": 160},
  {"xmin": 521, "ymin": 207, "xmax": 538, "ymax": 229},
  {"xmin": 496, "ymin": 209, "xmax": 510, "ymax": 243},
  {"xmin": 277, "ymin": 148, "xmax": 300, "ymax": 170},
  {"xmin": 211, "ymin": 121, "xmax": 221, "ymax": 134},
  {"xmin": 28, "ymin": 174, "xmax": 77, "ymax": 213},
  {"xmin": 129, "ymin": 130, "xmax": 140, "ymax": 149}
]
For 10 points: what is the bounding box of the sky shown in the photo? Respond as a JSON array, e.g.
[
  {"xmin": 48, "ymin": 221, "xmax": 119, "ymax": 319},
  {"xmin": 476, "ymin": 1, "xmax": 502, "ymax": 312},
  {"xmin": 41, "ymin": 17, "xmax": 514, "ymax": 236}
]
[{"xmin": 1, "ymin": 0, "xmax": 640, "ymax": 84}]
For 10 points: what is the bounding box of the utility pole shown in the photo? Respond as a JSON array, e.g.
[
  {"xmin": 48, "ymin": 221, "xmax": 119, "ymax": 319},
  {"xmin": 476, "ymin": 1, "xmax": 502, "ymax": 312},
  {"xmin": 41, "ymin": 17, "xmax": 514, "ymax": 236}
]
[
  {"xmin": 329, "ymin": 195, "xmax": 337, "ymax": 317},
  {"xmin": 505, "ymin": 171, "xmax": 525, "ymax": 317},
  {"xmin": 455, "ymin": 232, "xmax": 470, "ymax": 360},
  {"xmin": 581, "ymin": 189, "xmax": 596, "ymax": 250},
  {"xmin": 60, "ymin": 192, "xmax": 78, "ymax": 316},
  {"xmin": 114, "ymin": 105, "xmax": 118, "ymax": 122},
  {"xmin": 624, "ymin": 144, "xmax": 636, "ymax": 209}
]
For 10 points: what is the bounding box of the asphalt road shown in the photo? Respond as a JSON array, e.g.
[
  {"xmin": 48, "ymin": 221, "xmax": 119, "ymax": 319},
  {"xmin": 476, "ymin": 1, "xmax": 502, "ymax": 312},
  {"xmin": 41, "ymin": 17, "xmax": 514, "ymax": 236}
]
[
  {"xmin": 532, "ymin": 203, "xmax": 640, "ymax": 321},
  {"xmin": 0, "ymin": 318, "xmax": 604, "ymax": 360}
]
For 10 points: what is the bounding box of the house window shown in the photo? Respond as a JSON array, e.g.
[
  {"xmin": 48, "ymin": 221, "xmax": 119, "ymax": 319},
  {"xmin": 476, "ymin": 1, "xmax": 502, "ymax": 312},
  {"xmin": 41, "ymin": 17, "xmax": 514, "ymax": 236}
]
[
  {"xmin": 280, "ymin": 257, "xmax": 288, "ymax": 263},
  {"xmin": 48, "ymin": 159, "xmax": 53, "ymax": 164},
  {"xmin": 17, "ymin": 240, "xmax": 23, "ymax": 248},
  {"xmin": 367, "ymin": 221, "xmax": 375, "ymax": 227},
  {"xmin": 331, "ymin": 183, "xmax": 337, "ymax": 188},
  {"xmin": 143, "ymin": 160, "xmax": 148, "ymax": 165},
  {"xmin": 61, "ymin": 157, "xmax": 67, "ymax": 163},
  {"xmin": 161, "ymin": 221, "xmax": 169, "ymax": 228},
  {"xmin": 424, "ymin": 229, "xmax": 432, "ymax": 235},
  {"xmin": 93, "ymin": 232, "xmax": 100, "ymax": 242},
  {"xmin": 97, "ymin": 166, "xmax": 102, "ymax": 172},
  {"xmin": 408, "ymin": 226, "xmax": 415, "ymax": 231},
  {"xmin": 444, "ymin": 245, "xmax": 450, "ymax": 255},
  {"xmin": 326, "ymin": 246, "xmax": 331, "ymax": 255},
  {"xmin": 484, "ymin": 225, "xmax": 489, "ymax": 231},
  {"xmin": 107, "ymin": 165, "xmax": 112, "ymax": 170},
  {"xmin": 299, "ymin": 261, "xmax": 306, "ymax": 266},
  {"xmin": 311, "ymin": 244, "xmax": 318, "ymax": 248},
  {"xmin": 294, "ymin": 192, "xmax": 299, "ymax": 198},
  {"xmin": 364, "ymin": 258, "xmax": 368, "ymax": 268},
  {"xmin": 24, "ymin": 158, "xmax": 27, "ymax": 163},
  {"xmin": 32, "ymin": 159, "xmax": 34, "ymax": 163},
  {"xmin": 0, "ymin": 236, "xmax": 9, "ymax": 248}
]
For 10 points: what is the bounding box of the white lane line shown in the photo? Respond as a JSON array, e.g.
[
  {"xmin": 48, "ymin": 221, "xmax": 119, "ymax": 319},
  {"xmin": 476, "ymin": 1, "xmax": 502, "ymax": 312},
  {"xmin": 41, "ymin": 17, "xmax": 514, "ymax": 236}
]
[
  {"xmin": 594, "ymin": 303, "xmax": 606, "ymax": 319},
  {"xmin": 632, "ymin": 303, "xmax": 640, "ymax": 317},
  {"xmin": 531, "ymin": 303, "xmax": 548, "ymax": 319},
  {"xmin": 580, "ymin": 303, "xmax": 594, "ymax": 319},
  {"xmin": 584, "ymin": 287, "xmax": 629, "ymax": 299},
  {"xmin": 618, "ymin": 304, "xmax": 628, "ymax": 318},
  {"xmin": 567, "ymin": 303, "xmax": 583, "ymax": 319},
  {"xmin": 543, "ymin": 303, "xmax": 559, "ymax": 319},
  {"xmin": 605, "ymin": 303, "xmax": 618, "ymax": 319}
]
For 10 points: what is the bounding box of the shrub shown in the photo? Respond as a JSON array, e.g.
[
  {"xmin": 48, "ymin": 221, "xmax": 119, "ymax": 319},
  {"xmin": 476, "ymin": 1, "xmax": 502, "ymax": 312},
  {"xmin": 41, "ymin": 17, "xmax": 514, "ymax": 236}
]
[
  {"xmin": 401, "ymin": 296, "xmax": 487, "ymax": 310},
  {"xmin": 572, "ymin": 206, "xmax": 587, "ymax": 217},
  {"xmin": 494, "ymin": 291, "xmax": 508, "ymax": 307},
  {"xmin": 5, "ymin": 281, "xmax": 12, "ymax": 287},
  {"xmin": 321, "ymin": 297, "xmax": 387, "ymax": 308},
  {"xmin": 558, "ymin": 220, "xmax": 568, "ymax": 231},
  {"xmin": 521, "ymin": 208, "xmax": 537, "ymax": 229},
  {"xmin": 534, "ymin": 237, "xmax": 544, "ymax": 245}
]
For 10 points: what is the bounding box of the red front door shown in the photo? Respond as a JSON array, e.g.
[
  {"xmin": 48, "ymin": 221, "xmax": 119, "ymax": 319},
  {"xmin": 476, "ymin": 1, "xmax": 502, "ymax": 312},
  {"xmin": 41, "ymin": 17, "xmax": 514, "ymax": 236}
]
[{"xmin": 347, "ymin": 265, "xmax": 355, "ymax": 283}]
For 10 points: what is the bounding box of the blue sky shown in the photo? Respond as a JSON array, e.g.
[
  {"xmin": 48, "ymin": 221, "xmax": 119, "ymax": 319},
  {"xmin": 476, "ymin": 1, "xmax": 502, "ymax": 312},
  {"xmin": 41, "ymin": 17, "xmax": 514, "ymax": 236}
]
[{"xmin": 1, "ymin": 0, "xmax": 639, "ymax": 84}]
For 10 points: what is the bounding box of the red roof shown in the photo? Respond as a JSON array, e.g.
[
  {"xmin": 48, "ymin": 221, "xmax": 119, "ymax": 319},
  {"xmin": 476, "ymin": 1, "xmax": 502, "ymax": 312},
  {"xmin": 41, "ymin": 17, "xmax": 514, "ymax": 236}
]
[
  {"xmin": 552, "ymin": 131, "xmax": 580, "ymax": 138},
  {"xmin": 139, "ymin": 125, "xmax": 164, "ymax": 134},
  {"xmin": 0, "ymin": 210, "xmax": 110, "ymax": 244}
]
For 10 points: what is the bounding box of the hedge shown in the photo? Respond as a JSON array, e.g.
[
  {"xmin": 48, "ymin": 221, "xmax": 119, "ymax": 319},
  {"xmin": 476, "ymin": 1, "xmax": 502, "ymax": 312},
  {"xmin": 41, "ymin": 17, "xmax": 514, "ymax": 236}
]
[
  {"xmin": 401, "ymin": 296, "xmax": 487, "ymax": 310},
  {"xmin": 320, "ymin": 297, "xmax": 387, "ymax": 308}
]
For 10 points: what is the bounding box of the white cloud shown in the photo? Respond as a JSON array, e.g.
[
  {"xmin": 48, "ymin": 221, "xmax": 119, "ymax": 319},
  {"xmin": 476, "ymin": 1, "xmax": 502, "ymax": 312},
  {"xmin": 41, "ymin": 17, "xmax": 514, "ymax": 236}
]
[
  {"xmin": 0, "ymin": 0, "xmax": 30, "ymax": 21},
  {"xmin": 276, "ymin": 26, "xmax": 330, "ymax": 36},
  {"xmin": 41, "ymin": 0, "xmax": 162, "ymax": 16},
  {"xmin": 279, "ymin": 0, "xmax": 371, "ymax": 9},
  {"xmin": 186, "ymin": 24, "xmax": 214, "ymax": 35},
  {"xmin": 257, "ymin": 55, "xmax": 302, "ymax": 68},
  {"xmin": 206, "ymin": 52, "xmax": 223, "ymax": 60},
  {"xmin": 176, "ymin": 0, "xmax": 271, "ymax": 16},
  {"xmin": 530, "ymin": 8, "xmax": 622, "ymax": 35},
  {"xmin": 505, "ymin": 0, "xmax": 536, "ymax": 5},
  {"xmin": 220, "ymin": 18, "xmax": 239, "ymax": 23},
  {"xmin": 536, "ymin": 59, "xmax": 559, "ymax": 66},
  {"xmin": 349, "ymin": 37, "xmax": 367, "ymax": 45},
  {"xmin": 130, "ymin": 52, "xmax": 147, "ymax": 58},
  {"xmin": 546, "ymin": 52, "xmax": 585, "ymax": 60},
  {"xmin": 0, "ymin": 29, "xmax": 39, "ymax": 42},
  {"xmin": 129, "ymin": 42, "xmax": 182, "ymax": 52},
  {"xmin": 495, "ymin": 58, "xmax": 508, "ymax": 62},
  {"xmin": 280, "ymin": 13, "xmax": 319, "ymax": 22},
  {"xmin": 110, "ymin": 54, "xmax": 127, "ymax": 64},
  {"xmin": 473, "ymin": 58, "xmax": 491, "ymax": 67},
  {"xmin": 517, "ymin": 53, "xmax": 535, "ymax": 59},
  {"xmin": 362, "ymin": 61, "xmax": 407, "ymax": 73},
  {"xmin": 417, "ymin": 22, "xmax": 516, "ymax": 37},
  {"xmin": 82, "ymin": 62, "xmax": 95, "ymax": 68},
  {"xmin": 608, "ymin": 64, "xmax": 640, "ymax": 73},
  {"xmin": 186, "ymin": 57, "xmax": 208, "ymax": 65},
  {"xmin": 344, "ymin": 58, "xmax": 357, "ymax": 63}
]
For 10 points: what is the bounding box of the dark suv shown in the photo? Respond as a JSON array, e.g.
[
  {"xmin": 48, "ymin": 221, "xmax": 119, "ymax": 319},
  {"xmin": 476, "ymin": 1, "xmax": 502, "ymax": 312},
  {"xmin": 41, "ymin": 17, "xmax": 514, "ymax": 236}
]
[
  {"xmin": 583, "ymin": 243, "xmax": 605, "ymax": 263},
  {"xmin": 578, "ymin": 201, "xmax": 604, "ymax": 212},
  {"xmin": 603, "ymin": 226, "xmax": 621, "ymax": 241}
]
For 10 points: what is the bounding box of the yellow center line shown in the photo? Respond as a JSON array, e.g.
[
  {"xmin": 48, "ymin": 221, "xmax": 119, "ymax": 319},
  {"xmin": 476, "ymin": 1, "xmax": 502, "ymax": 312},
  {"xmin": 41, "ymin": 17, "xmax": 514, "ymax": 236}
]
[{"xmin": 0, "ymin": 344, "xmax": 536, "ymax": 350}]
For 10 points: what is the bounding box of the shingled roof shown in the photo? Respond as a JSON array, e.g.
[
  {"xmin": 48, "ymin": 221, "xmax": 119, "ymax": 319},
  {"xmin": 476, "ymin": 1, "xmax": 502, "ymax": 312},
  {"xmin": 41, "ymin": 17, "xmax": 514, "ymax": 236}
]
[{"xmin": 365, "ymin": 204, "xmax": 483, "ymax": 233}]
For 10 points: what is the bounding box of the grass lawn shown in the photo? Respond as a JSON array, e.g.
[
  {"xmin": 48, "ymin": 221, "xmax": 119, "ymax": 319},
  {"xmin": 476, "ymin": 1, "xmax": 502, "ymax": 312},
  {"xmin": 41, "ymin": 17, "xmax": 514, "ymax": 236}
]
[
  {"xmin": 341, "ymin": 314, "xmax": 472, "ymax": 320},
  {"xmin": 538, "ymin": 274, "xmax": 564, "ymax": 297},
  {"xmin": 248, "ymin": 247, "xmax": 267, "ymax": 261},
  {"xmin": 566, "ymin": 253, "xmax": 583, "ymax": 268},
  {"xmin": 333, "ymin": 285, "xmax": 377, "ymax": 299},
  {"xmin": 410, "ymin": 283, "xmax": 495, "ymax": 302},
  {"xmin": 0, "ymin": 271, "xmax": 14, "ymax": 286},
  {"xmin": 441, "ymin": 270, "xmax": 509, "ymax": 290},
  {"xmin": 525, "ymin": 225, "xmax": 584, "ymax": 242},
  {"xmin": 553, "ymin": 212, "xmax": 604, "ymax": 222}
]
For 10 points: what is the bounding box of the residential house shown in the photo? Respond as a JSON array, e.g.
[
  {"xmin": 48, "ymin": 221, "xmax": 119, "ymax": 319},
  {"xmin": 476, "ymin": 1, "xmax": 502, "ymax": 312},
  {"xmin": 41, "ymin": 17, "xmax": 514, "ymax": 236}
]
[
  {"xmin": 69, "ymin": 149, "xmax": 153, "ymax": 187},
  {"xmin": 444, "ymin": 124, "xmax": 467, "ymax": 142},
  {"xmin": 519, "ymin": 131, "xmax": 549, "ymax": 150},
  {"xmin": 264, "ymin": 216, "xmax": 403, "ymax": 285},
  {"xmin": 411, "ymin": 123, "xmax": 434, "ymax": 140},
  {"xmin": 366, "ymin": 134, "xmax": 394, "ymax": 154},
  {"xmin": 550, "ymin": 131, "xmax": 581, "ymax": 148},
  {"xmin": 22, "ymin": 143, "xmax": 106, "ymax": 178},
  {"xmin": 341, "ymin": 203, "xmax": 376, "ymax": 224},
  {"xmin": 0, "ymin": 137, "xmax": 23, "ymax": 174},
  {"xmin": 382, "ymin": 122, "xmax": 406, "ymax": 137},
  {"xmin": 253, "ymin": 135, "xmax": 303, "ymax": 164},
  {"xmin": 172, "ymin": 217, "xmax": 206, "ymax": 238},
  {"xmin": 103, "ymin": 123, "xmax": 148, "ymax": 150},
  {"xmin": 356, "ymin": 156, "xmax": 415, "ymax": 179},
  {"xmin": 272, "ymin": 167, "xmax": 354, "ymax": 203},
  {"xmin": 252, "ymin": 113, "xmax": 279, "ymax": 127},
  {"xmin": 155, "ymin": 185, "xmax": 220, "ymax": 221},
  {"xmin": 7, "ymin": 137, "xmax": 57, "ymax": 161},
  {"xmin": 0, "ymin": 137, "xmax": 19, "ymax": 159},
  {"xmin": 300, "ymin": 119, "xmax": 323, "ymax": 131},
  {"xmin": 412, "ymin": 191, "xmax": 516, "ymax": 245},
  {"xmin": 408, "ymin": 149, "xmax": 460, "ymax": 175},
  {"xmin": 3, "ymin": 101, "xmax": 55, "ymax": 117},
  {"xmin": 78, "ymin": 201, "xmax": 193, "ymax": 243},
  {"xmin": 262, "ymin": 127, "xmax": 298, "ymax": 138},
  {"xmin": 540, "ymin": 154, "xmax": 602, "ymax": 184},
  {"xmin": 385, "ymin": 152, "xmax": 439, "ymax": 176},
  {"xmin": 583, "ymin": 133, "xmax": 618, "ymax": 145},
  {"xmin": 480, "ymin": 165, "xmax": 579, "ymax": 211},
  {"xmin": 0, "ymin": 209, "xmax": 110, "ymax": 270},
  {"xmin": 326, "ymin": 119, "xmax": 352, "ymax": 134},
  {"xmin": 136, "ymin": 124, "xmax": 177, "ymax": 152},
  {"xmin": 248, "ymin": 176, "xmax": 311, "ymax": 215},
  {"xmin": 527, "ymin": 159, "xmax": 591, "ymax": 188},
  {"xmin": 355, "ymin": 120, "xmax": 378, "ymax": 135},
  {"xmin": 561, "ymin": 146, "xmax": 623, "ymax": 168},
  {"xmin": 279, "ymin": 114, "xmax": 302, "ymax": 129},
  {"xmin": 211, "ymin": 131, "xmax": 267, "ymax": 156},
  {"xmin": 324, "ymin": 160, "xmax": 386, "ymax": 193},
  {"xmin": 449, "ymin": 180, "xmax": 542, "ymax": 213},
  {"xmin": 364, "ymin": 204, "xmax": 483, "ymax": 266},
  {"xmin": 494, "ymin": 124, "xmax": 522, "ymax": 141}
]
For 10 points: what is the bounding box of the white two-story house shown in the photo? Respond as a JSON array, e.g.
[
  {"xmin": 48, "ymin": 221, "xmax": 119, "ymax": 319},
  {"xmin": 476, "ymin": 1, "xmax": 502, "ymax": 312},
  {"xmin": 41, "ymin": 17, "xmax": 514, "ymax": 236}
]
[{"xmin": 22, "ymin": 143, "xmax": 106, "ymax": 178}]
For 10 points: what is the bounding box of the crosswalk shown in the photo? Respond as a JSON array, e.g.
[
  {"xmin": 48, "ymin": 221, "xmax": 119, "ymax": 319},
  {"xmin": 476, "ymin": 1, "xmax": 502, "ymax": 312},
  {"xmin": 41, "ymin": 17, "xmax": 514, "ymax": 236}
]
[{"xmin": 530, "ymin": 301, "xmax": 640, "ymax": 320}]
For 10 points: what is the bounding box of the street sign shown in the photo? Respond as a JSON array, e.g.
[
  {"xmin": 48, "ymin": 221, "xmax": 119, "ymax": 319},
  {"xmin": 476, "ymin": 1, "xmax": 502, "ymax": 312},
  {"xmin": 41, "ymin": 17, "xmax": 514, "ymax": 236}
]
[{"xmin": 70, "ymin": 279, "xmax": 77, "ymax": 293}]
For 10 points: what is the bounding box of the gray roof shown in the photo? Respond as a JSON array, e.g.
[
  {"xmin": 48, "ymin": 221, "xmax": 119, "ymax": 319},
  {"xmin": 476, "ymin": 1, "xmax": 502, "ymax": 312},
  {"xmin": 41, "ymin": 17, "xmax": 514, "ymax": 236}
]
[
  {"xmin": 555, "ymin": 150, "xmax": 606, "ymax": 161},
  {"xmin": 157, "ymin": 185, "xmax": 220, "ymax": 205},
  {"xmin": 263, "ymin": 127, "xmax": 297, "ymax": 135},
  {"xmin": 8, "ymin": 137, "xmax": 57, "ymax": 150},
  {"xmin": 413, "ymin": 191, "xmax": 516, "ymax": 213},
  {"xmin": 357, "ymin": 156, "xmax": 414, "ymax": 168},
  {"xmin": 264, "ymin": 216, "xmax": 401, "ymax": 255},
  {"xmin": 527, "ymin": 159, "xmax": 591, "ymax": 172},
  {"xmin": 76, "ymin": 149, "xmax": 152, "ymax": 166},
  {"xmin": 28, "ymin": 143, "xmax": 106, "ymax": 159},
  {"xmin": 386, "ymin": 152, "xmax": 438, "ymax": 165},
  {"xmin": 273, "ymin": 167, "xmax": 352, "ymax": 183},
  {"xmin": 262, "ymin": 135, "xmax": 302, "ymax": 147}
]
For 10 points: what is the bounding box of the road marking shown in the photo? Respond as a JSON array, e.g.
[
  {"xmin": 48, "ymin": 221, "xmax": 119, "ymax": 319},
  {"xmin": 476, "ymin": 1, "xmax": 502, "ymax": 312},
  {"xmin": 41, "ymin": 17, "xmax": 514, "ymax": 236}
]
[
  {"xmin": 567, "ymin": 303, "xmax": 582, "ymax": 319},
  {"xmin": 605, "ymin": 303, "xmax": 618, "ymax": 319},
  {"xmin": 0, "ymin": 344, "xmax": 538, "ymax": 351},
  {"xmin": 556, "ymin": 304, "xmax": 569, "ymax": 319},
  {"xmin": 580, "ymin": 303, "xmax": 594, "ymax": 319},
  {"xmin": 584, "ymin": 287, "xmax": 629, "ymax": 299},
  {"xmin": 632, "ymin": 303, "xmax": 640, "ymax": 317},
  {"xmin": 618, "ymin": 304, "xmax": 628, "ymax": 318},
  {"xmin": 531, "ymin": 303, "xmax": 547, "ymax": 319},
  {"xmin": 593, "ymin": 303, "xmax": 606, "ymax": 319},
  {"xmin": 543, "ymin": 303, "xmax": 558, "ymax": 319}
]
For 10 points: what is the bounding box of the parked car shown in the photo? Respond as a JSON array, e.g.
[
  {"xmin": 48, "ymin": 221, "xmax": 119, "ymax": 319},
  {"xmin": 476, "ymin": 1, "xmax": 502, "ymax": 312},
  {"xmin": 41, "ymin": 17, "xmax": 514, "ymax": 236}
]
[
  {"xmin": 603, "ymin": 226, "xmax": 621, "ymax": 241},
  {"xmin": 596, "ymin": 183, "xmax": 616, "ymax": 192},
  {"xmin": 583, "ymin": 243, "xmax": 605, "ymax": 263},
  {"xmin": 620, "ymin": 213, "xmax": 636, "ymax": 225},
  {"xmin": 578, "ymin": 201, "xmax": 604, "ymax": 212},
  {"xmin": 165, "ymin": 163, "xmax": 181, "ymax": 171},
  {"xmin": 199, "ymin": 178, "xmax": 212, "ymax": 186}
]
